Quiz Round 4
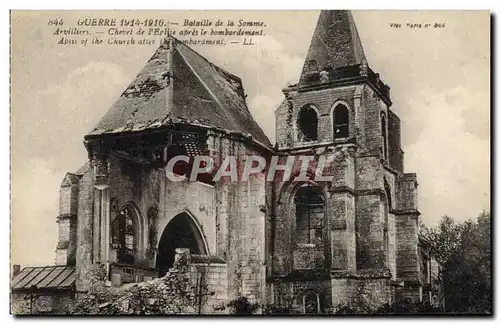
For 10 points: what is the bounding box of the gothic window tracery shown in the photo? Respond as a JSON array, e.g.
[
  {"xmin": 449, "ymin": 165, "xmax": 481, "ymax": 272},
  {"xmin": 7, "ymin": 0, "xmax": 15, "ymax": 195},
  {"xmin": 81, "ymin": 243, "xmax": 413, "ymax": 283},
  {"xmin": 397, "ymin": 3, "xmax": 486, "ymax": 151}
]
[
  {"xmin": 333, "ymin": 104, "xmax": 349, "ymax": 139},
  {"xmin": 112, "ymin": 204, "xmax": 139, "ymax": 265}
]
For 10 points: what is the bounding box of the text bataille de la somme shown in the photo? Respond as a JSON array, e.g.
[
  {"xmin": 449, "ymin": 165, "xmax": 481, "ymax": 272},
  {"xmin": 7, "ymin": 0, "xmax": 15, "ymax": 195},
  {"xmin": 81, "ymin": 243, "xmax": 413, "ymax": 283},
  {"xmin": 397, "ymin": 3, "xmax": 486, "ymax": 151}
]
[{"xmin": 52, "ymin": 17, "xmax": 266, "ymax": 45}]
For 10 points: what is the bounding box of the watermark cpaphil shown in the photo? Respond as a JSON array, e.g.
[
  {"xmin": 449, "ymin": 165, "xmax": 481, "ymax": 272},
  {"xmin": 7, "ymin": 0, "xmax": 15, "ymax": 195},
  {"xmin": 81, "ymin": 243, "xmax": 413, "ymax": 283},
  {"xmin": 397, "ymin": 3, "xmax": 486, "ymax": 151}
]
[{"xmin": 164, "ymin": 154, "xmax": 337, "ymax": 183}]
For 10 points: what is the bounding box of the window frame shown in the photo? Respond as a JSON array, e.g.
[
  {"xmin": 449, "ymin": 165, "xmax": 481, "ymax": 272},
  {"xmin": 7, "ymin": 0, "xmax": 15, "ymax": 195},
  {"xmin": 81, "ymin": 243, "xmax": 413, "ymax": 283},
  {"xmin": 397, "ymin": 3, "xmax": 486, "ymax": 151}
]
[
  {"xmin": 111, "ymin": 203, "xmax": 143, "ymax": 265},
  {"xmin": 331, "ymin": 101, "xmax": 351, "ymax": 140},
  {"xmin": 294, "ymin": 186, "xmax": 325, "ymax": 246},
  {"xmin": 296, "ymin": 104, "xmax": 320, "ymax": 143},
  {"xmin": 302, "ymin": 292, "xmax": 321, "ymax": 314}
]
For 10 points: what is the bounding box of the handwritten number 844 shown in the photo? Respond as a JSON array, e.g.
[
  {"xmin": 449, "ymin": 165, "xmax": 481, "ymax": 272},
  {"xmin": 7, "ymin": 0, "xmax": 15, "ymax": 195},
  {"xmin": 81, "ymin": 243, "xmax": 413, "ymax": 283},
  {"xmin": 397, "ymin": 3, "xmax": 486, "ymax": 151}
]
[{"xmin": 48, "ymin": 19, "xmax": 64, "ymax": 26}]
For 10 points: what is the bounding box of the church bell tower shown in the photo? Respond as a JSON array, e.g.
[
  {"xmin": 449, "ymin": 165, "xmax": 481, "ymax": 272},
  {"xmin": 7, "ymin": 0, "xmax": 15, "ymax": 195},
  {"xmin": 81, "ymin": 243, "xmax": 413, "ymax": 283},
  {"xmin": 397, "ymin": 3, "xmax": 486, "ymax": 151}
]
[{"xmin": 269, "ymin": 10, "xmax": 421, "ymax": 312}]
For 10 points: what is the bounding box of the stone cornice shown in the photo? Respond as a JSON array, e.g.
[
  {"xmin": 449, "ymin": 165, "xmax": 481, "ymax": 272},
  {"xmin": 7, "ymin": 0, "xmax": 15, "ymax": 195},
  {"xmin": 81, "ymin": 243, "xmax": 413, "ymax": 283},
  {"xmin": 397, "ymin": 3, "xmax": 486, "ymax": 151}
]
[
  {"xmin": 57, "ymin": 213, "xmax": 77, "ymax": 221},
  {"xmin": 56, "ymin": 241, "xmax": 70, "ymax": 249},
  {"xmin": 392, "ymin": 209, "xmax": 421, "ymax": 217},
  {"xmin": 330, "ymin": 268, "xmax": 392, "ymax": 280},
  {"xmin": 329, "ymin": 185, "xmax": 356, "ymax": 196},
  {"xmin": 267, "ymin": 269, "xmax": 330, "ymax": 282}
]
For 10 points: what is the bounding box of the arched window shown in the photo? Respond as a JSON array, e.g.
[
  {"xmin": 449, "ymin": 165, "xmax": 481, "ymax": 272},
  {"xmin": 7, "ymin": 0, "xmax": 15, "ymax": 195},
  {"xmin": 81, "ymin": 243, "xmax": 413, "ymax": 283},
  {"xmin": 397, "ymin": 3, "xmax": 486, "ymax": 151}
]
[
  {"xmin": 294, "ymin": 186, "xmax": 324, "ymax": 245},
  {"xmin": 381, "ymin": 113, "xmax": 388, "ymax": 160},
  {"xmin": 333, "ymin": 104, "xmax": 349, "ymax": 139},
  {"xmin": 112, "ymin": 204, "xmax": 139, "ymax": 265},
  {"xmin": 297, "ymin": 105, "xmax": 318, "ymax": 141}
]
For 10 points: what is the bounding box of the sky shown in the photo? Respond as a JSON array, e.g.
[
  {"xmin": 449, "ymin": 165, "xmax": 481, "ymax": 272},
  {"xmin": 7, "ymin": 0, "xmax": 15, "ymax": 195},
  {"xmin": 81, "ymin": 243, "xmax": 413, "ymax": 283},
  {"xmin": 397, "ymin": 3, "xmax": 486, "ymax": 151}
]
[{"xmin": 11, "ymin": 10, "xmax": 490, "ymax": 266}]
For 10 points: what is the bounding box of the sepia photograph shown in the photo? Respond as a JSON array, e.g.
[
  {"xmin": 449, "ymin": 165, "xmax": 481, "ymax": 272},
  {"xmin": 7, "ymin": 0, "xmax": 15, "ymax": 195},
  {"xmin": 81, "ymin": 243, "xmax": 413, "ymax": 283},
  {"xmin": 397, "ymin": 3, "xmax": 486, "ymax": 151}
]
[{"xmin": 10, "ymin": 9, "xmax": 491, "ymax": 315}]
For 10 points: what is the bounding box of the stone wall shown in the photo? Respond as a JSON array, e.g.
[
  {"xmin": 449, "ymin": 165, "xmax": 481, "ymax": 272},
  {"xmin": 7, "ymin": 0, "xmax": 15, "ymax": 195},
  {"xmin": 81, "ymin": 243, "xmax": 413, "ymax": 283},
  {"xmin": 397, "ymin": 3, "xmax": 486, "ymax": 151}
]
[
  {"xmin": 268, "ymin": 280, "xmax": 332, "ymax": 314},
  {"xmin": 331, "ymin": 277, "xmax": 392, "ymax": 311},
  {"xmin": 355, "ymin": 156, "xmax": 386, "ymax": 270},
  {"xmin": 395, "ymin": 214, "xmax": 420, "ymax": 282},
  {"xmin": 189, "ymin": 262, "xmax": 228, "ymax": 314},
  {"xmin": 56, "ymin": 173, "xmax": 80, "ymax": 266},
  {"xmin": 397, "ymin": 173, "xmax": 419, "ymax": 211},
  {"xmin": 388, "ymin": 110, "xmax": 404, "ymax": 173},
  {"xmin": 217, "ymin": 137, "xmax": 267, "ymax": 304},
  {"xmin": 275, "ymin": 85, "xmax": 358, "ymax": 149},
  {"xmin": 75, "ymin": 168, "xmax": 95, "ymax": 292},
  {"xmin": 11, "ymin": 292, "xmax": 74, "ymax": 315},
  {"xmin": 362, "ymin": 86, "xmax": 385, "ymax": 156}
]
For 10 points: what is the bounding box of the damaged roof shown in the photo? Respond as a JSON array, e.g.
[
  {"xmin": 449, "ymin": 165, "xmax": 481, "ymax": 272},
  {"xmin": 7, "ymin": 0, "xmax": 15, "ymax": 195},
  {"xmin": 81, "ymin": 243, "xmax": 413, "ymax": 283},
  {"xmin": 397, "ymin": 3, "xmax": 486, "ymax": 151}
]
[
  {"xmin": 11, "ymin": 266, "xmax": 75, "ymax": 292},
  {"xmin": 86, "ymin": 37, "xmax": 271, "ymax": 149}
]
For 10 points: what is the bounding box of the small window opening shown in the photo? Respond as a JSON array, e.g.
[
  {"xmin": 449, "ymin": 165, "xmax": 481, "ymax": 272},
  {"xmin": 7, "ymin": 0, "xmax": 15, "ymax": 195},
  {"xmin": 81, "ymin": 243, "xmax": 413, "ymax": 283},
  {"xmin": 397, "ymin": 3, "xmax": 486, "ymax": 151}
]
[
  {"xmin": 333, "ymin": 104, "xmax": 349, "ymax": 139},
  {"xmin": 303, "ymin": 292, "xmax": 320, "ymax": 314},
  {"xmin": 297, "ymin": 105, "xmax": 318, "ymax": 142},
  {"xmin": 381, "ymin": 113, "xmax": 388, "ymax": 160}
]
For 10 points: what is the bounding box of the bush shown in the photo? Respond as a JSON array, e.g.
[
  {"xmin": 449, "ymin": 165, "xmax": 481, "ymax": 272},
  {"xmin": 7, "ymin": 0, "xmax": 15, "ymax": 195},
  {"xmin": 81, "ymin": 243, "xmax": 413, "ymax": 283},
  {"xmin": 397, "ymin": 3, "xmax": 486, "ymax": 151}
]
[
  {"xmin": 334, "ymin": 299, "xmax": 445, "ymax": 314},
  {"xmin": 227, "ymin": 296, "xmax": 259, "ymax": 315}
]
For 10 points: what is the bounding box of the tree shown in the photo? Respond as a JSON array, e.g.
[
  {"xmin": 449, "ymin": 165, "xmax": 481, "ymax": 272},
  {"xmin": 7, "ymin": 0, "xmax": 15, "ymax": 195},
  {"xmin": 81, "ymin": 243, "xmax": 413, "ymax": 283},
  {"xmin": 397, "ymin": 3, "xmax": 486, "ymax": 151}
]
[{"xmin": 420, "ymin": 211, "xmax": 491, "ymax": 313}]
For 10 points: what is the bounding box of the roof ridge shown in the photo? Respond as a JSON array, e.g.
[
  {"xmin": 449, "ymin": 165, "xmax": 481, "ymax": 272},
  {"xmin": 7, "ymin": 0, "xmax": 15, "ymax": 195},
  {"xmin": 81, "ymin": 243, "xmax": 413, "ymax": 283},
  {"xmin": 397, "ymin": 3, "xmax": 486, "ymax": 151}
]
[
  {"xmin": 86, "ymin": 35, "xmax": 272, "ymax": 148},
  {"xmin": 171, "ymin": 37, "xmax": 242, "ymax": 83}
]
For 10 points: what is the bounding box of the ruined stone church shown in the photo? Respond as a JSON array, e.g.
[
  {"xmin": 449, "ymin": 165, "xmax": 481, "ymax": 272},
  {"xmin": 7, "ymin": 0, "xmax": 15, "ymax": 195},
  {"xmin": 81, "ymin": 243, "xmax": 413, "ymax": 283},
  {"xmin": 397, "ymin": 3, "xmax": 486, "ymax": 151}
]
[{"xmin": 11, "ymin": 11, "xmax": 435, "ymax": 314}]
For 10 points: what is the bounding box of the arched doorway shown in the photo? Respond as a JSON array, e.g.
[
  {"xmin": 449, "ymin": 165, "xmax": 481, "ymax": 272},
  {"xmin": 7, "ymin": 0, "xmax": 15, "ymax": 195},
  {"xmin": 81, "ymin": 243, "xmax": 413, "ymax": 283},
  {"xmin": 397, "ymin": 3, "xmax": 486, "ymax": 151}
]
[{"xmin": 155, "ymin": 212, "xmax": 208, "ymax": 276}]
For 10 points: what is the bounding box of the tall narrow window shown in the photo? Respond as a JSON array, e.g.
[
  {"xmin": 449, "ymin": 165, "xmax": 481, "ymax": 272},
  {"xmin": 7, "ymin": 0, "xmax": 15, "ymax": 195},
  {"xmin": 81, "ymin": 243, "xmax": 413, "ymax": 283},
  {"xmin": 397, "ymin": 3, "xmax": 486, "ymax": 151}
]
[
  {"xmin": 304, "ymin": 292, "xmax": 320, "ymax": 314},
  {"xmin": 112, "ymin": 205, "xmax": 138, "ymax": 265},
  {"xmin": 381, "ymin": 113, "xmax": 388, "ymax": 160},
  {"xmin": 295, "ymin": 186, "xmax": 324, "ymax": 245},
  {"xmin": 297, "ymin": 105, "xmax": 318, "ymax": 141},
  {"xmin": 384, "ymin": 179, "xmax": 391, "ymax": 269},
  {"xmin": 384, "ymin": 179, "xmax": 392, "ymax": 210},
  {"xmin": 333, "ymin": 104, "xmax": 349, "ymax": 139}
]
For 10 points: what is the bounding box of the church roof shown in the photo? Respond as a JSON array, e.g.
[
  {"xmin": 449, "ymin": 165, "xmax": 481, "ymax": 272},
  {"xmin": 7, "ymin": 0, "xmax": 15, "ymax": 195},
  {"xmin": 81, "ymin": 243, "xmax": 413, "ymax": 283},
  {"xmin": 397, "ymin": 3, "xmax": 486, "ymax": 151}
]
[
  {"xmin": 11, "ymin": 266, "xmax": 75, "ymax": 292},
  {"xmin": 74, "ymin": 161, "xmax": 90, "ymax": 175},
  {"xmin": 61, "ymin": 173, "xmax": 81, "ymax": 187},
  {"xmin": 86, "ymin": 37, "xmax": 271, "ymax": 149},
  {"xmin": 299, "ymin": 10, "xmax": 367, "ymax": 83}
]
